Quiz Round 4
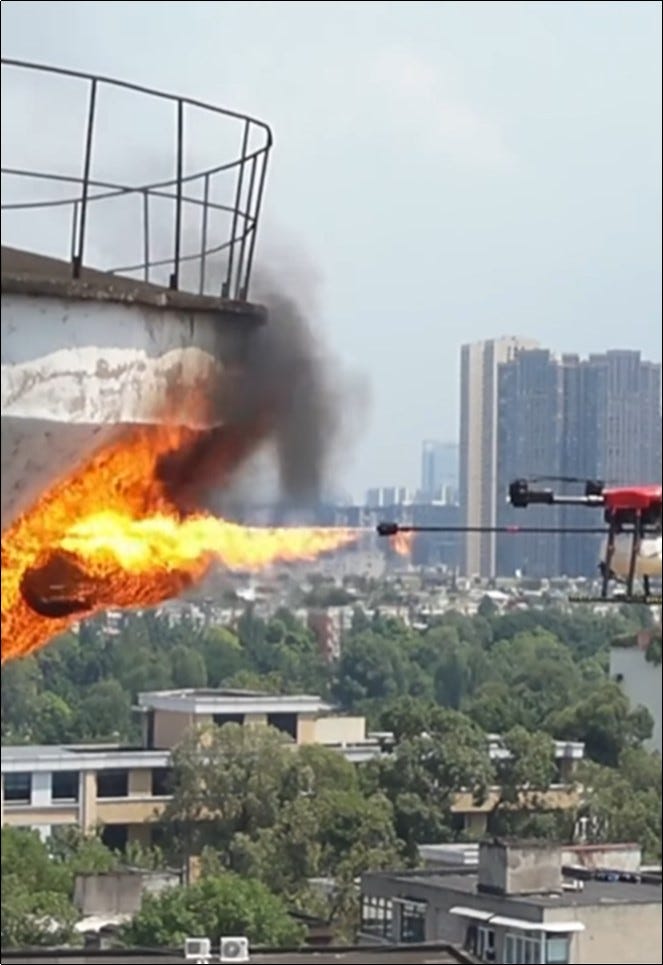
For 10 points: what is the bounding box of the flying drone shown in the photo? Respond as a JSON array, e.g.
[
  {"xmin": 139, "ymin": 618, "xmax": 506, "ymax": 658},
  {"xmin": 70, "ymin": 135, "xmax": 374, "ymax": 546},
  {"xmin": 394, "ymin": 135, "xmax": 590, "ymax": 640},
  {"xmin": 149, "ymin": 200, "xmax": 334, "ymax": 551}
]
[{"xmin": 377, "ymin": 477, "xmax": 662, "ymax": 605}]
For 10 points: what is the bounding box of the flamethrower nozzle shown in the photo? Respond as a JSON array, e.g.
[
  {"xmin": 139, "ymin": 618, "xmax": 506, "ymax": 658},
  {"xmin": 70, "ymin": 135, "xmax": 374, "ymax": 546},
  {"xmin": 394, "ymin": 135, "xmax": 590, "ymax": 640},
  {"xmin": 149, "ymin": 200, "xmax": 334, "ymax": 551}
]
[{"xmin": 376, "ymin": 522, "xmax": 399, "ymax": 537}]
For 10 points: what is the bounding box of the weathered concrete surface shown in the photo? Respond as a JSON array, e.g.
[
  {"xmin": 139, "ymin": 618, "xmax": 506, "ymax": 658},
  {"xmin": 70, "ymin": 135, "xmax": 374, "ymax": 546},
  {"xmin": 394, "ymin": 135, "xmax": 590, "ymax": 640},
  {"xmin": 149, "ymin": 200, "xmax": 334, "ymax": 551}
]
[{"xmin": 1, "ymin": 248, "xmax": 266, "ymax": 532}]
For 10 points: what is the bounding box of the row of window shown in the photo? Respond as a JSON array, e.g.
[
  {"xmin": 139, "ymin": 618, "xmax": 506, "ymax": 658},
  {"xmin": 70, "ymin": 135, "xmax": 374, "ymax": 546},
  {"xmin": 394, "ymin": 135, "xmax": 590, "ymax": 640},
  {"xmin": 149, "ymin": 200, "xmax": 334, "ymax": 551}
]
[
  {"xmin": 360, "ymin": 896, "xmax": 426, "ymax": 944},
  {"xmin": 3, "ymin": 767, "xmax": 173, "ymax": 804},
  {"xmin": 468, "ymin": 925, "xmax": 570, "ymax": 965}
]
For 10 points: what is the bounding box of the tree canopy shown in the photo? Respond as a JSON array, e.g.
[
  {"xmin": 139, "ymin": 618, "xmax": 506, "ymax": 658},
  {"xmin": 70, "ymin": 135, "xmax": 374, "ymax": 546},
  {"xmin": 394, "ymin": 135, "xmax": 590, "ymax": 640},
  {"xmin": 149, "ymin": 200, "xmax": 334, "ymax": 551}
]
[{"xmin": 2, "ymin": 601, "xmax": 660, "ymax": 947}]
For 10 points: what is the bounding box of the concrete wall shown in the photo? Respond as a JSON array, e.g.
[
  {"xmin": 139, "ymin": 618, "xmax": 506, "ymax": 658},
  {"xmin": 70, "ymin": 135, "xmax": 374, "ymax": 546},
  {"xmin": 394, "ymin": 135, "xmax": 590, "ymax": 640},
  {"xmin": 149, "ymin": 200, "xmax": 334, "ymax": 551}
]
[
  {"xmin": 311, "ymin": 716, "xmax": 367, "ymax": 745},
  {"xmin": 562, "ymin": 843, "xmax": 642, "ymax": 872},
  {"xmin": 0, "ymin": 290, "xmax": 255, "ymax": 531},
  {"xmin": 478, "ymin": 840, "xmax": 562, "ymax": 895},
  {"xmin": 73, "ymin": 873, "xmax": 144, "ymax": 915},
  {"xmin": 545, "ymin": 901, "xmax": 663, "ymax": 965},
  {"xmin": 73, "ymin": 871, "xmax": 179, "ymax": 916},
  {"xmin": 153, "ymin": 709, "xmax": 209, "ymax": 749}
]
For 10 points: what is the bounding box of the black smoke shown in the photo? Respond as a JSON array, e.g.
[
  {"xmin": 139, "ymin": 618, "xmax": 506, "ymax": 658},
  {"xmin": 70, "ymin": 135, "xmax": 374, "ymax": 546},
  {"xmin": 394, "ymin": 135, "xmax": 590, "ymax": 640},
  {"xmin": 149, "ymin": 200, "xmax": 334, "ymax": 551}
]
[{"xmin": 157, "ymin": 259, "xmax": 367, "ymax": 518}]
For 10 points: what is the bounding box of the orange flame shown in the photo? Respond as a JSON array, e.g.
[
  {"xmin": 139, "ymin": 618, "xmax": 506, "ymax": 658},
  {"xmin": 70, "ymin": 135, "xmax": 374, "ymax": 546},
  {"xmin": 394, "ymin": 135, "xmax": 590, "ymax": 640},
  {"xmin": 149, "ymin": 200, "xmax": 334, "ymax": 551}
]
[
  {"xmin": 389, "ymin": 530, "xmax": 415, "ymax": 557},
  {"xmin": 1, "ymin": 425, "xmax": 360, "ymax": 664}
]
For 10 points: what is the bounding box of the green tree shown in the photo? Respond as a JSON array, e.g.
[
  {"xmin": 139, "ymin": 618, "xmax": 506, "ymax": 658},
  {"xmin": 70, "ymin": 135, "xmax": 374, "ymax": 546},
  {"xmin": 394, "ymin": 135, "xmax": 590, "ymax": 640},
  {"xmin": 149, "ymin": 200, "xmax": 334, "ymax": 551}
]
[
  {"xmin": 546, "ymin": 681, "xmax": 653, "ymax": 766},
  {"xmin": 1, "ymin": 828, "xmax": 77, "ymax": 947},
  {"xmin": 171, "ymin": 645, "xmax": 208, "ymax": 689},
  {"xmin": 120, "ymin": 873, "xmax": 305, "ymax": 947},
  {"xmin": 576, "ymin": 749, "xmax": 662, "ymax": 862},
  {"xmin": 160, "ymin": 723, "xmax": 306, "ymax": 863},
  {"xmin": 370, "ymin": 710, "xmax": 493, "ymax": 857}
]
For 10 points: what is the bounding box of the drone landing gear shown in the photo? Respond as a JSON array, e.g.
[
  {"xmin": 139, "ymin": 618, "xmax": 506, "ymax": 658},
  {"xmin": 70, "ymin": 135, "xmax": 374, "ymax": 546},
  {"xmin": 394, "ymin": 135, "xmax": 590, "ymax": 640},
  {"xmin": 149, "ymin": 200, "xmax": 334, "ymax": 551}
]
[{"xmin": 570, "ymin": 512, "xmax": 661, "ymax": 605}]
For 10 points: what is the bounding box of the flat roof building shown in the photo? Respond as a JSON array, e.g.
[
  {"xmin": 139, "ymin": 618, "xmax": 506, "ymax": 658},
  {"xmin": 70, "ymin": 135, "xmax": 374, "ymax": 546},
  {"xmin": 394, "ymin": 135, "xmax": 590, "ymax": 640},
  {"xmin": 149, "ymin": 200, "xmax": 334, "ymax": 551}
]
[
  {"xmin": 1, "ymin": 689, "xmax": 585, "ymax": 851},
  {"xmin": 361, "ymin": 839, "xmax": 661, "ymax": 965}
]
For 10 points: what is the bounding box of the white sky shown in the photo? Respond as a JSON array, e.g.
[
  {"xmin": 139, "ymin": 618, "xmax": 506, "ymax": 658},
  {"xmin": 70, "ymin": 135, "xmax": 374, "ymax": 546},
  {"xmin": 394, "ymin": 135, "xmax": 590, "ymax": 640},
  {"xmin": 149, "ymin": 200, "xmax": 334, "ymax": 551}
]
[{"xmin": 1, "ymin": 0, "xmax": 661, "ymax": 500}]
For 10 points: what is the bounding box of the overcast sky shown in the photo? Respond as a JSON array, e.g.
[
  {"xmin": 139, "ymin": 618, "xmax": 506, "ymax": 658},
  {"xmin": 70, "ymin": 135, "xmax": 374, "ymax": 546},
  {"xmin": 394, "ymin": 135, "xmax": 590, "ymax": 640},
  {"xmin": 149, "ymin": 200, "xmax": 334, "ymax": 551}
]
[{"xmin": 2, "ymin": 0, "xmax": 661, "ymax": 500}]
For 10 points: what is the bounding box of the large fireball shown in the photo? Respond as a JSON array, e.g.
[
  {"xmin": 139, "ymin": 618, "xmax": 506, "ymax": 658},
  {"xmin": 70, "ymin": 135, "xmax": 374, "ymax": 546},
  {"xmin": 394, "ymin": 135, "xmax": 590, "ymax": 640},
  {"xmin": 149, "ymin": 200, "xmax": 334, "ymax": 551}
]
[{"xmin": 1, "ymin": 424, "xmax": 361, "ymax": 664}]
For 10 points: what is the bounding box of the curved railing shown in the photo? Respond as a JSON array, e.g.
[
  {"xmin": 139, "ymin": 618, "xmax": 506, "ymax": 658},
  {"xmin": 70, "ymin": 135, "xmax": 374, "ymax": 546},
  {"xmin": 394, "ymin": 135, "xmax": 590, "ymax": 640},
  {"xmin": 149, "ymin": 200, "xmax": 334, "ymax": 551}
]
[{"xmin": 1, "ymin": 59, "xmax": 273, "ymax": 301}]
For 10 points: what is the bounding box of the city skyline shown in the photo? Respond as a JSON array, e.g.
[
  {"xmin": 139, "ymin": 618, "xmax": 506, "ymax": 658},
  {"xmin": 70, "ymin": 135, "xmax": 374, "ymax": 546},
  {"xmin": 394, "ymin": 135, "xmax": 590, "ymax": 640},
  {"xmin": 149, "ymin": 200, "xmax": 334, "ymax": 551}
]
[
  {"xmin": 1, "ymin": 1, "xmax": 660, "ymax": 499},
  {"xmin": 363, "ymin": 341, "xmax": 661, "ymax": 501}
]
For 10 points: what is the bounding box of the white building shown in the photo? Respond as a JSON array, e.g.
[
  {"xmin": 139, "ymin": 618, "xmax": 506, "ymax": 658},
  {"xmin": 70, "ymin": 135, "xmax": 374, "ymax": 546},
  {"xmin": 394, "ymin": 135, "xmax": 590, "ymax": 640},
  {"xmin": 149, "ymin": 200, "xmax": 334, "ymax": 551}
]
[{"xmin": 610, "ymin": 630, "xmax": 662, "ymax": 755}]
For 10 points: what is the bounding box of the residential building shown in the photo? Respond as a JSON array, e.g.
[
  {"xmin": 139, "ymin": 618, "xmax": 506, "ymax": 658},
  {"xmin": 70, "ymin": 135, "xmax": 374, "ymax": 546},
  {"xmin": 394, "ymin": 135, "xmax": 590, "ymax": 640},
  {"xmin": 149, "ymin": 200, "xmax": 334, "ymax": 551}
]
[
  {"xmin": 1, "ymin": 690, "xmax": 585, "ymax": 849},
  {"xmin": 496, "ymin": 349, "xmax": 565, "ymax": 579},
  {"xmin": 459, "ymin": 336, "xmax": 539, "ymax": 578},
  {"xmin": 460, "ymin": 339, "xmax": 661, "ymax": 579},
  {"xmin": 361, "ymin": 839, "xmax": 662, "ymax": 964},
  {"xmin": 610, "ymin": 629, "xmax": 662, "ymax": 755},
  {"xmin": 558, "ymin": 350, "xmax": 662, "ymax": 576}
]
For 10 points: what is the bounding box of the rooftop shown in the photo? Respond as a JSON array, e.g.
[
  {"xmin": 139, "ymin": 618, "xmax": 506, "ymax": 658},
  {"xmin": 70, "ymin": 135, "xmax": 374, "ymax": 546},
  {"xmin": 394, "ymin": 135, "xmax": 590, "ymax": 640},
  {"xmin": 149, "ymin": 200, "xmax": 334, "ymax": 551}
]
[
  {"xmin": 0, "ymin": 944, "xmax": 474, "ymax": 965},
  {"xmin": 364, "ymin": 866, "xmax": 662, "ymax": 910},
  {"xmin": 1, "ymin": 743, "xmax": 169, "ymax": 774},
  {"xmin": 1, "ymin": 246, "xmax": 266, "ymax": 319},
  {"xmin": 136, "ymin": 688, "xmax": 333, "ymax": 715}
]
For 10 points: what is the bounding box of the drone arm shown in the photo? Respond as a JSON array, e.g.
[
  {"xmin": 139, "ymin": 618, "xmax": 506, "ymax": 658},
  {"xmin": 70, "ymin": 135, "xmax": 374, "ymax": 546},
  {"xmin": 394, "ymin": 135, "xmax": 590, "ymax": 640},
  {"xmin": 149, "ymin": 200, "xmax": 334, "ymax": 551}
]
[{"xmin": 508, "ymin": 479, "xmax": 604, "ymax": 509}]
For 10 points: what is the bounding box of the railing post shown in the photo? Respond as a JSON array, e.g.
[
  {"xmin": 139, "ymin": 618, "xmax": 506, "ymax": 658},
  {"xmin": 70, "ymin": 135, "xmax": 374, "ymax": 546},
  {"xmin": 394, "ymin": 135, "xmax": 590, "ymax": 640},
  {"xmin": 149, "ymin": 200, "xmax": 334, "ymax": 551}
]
[
  {"xmin": 169, "ymin": 98, "xmax": 184, "ymax": 290},
  {"xmin": 199, "ymin": 173, "xmax": 211, "ymax": 295},
  {"xmin": 72, "ymin": 77, "xmax": 97, "ymax": 279},
  {"xmin": 224, "ymin": 118, "xmax": 249, "ymax": 299}
]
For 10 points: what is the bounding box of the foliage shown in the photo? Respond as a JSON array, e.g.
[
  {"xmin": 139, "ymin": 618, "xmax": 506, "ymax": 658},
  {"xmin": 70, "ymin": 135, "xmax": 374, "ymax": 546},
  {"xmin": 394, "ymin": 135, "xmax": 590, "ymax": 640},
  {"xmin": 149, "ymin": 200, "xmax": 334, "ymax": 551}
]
[
  {"xmin": 2, "ymin": 600, "xmax": 661, "ymax": 926},
  {"xmin": 120, "ymin": 873, "xmax": 305, "ymax": 948},
  {"xmin": 576, "ymin": 748, "xmax": 662, "ymax": 862},
  {"xmin": 0, "ymin": 826, "xmax": 172, "ymax": 948}
]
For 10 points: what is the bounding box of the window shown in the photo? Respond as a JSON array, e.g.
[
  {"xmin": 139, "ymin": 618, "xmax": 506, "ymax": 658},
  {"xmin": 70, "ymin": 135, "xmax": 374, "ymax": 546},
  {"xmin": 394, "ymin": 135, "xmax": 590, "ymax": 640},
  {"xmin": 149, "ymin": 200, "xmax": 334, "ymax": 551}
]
[
  {"xmin": 360, "ymin": 895, "xmax": 393, "ymax": 939},
  {"xmin": 546, "ymin": 935, "xmax": 571, "ymax": 964},
  {"xmin": 52, "ymin": 771, "xmax": 79, "ymax": 801},
  {"xmin": 267, "ymin": 713, "xmax": 298, "ymax": 740},
  {"xmin": 4, "ymin": 772, "xmax": 31, "ymax": 803},
  {"xmin": 101, "ymin": 824, "xmax": 128, "ymax": 851},
  {"xmin": 96, "ymin": 769, "xmax": 129, "ymax": 798},
  {"xmin": 151, "ymin": 767, "xmax": 173, "ymax": 797},
  {"xmin": 505, "ymin": 931, "xmax": 566, "ymax": 965},
  {"xmin": 213, "ymin": 713, "xmax": 245, "ymax": 727},
  {"xmin": 399, "ymin": 900, "xmax": 426, "ymax": 944},
  {"xmin": 477, "ymin": 925, "xmax": 495, "ymax": 963}
]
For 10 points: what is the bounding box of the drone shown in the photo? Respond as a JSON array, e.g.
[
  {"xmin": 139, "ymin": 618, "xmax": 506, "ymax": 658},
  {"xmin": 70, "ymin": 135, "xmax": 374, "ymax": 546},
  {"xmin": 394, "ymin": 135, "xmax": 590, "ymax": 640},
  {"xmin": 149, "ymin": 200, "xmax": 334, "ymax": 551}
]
[{"xmin": 377, "ymin": 477, "xmax": 662, "ymax": 605}]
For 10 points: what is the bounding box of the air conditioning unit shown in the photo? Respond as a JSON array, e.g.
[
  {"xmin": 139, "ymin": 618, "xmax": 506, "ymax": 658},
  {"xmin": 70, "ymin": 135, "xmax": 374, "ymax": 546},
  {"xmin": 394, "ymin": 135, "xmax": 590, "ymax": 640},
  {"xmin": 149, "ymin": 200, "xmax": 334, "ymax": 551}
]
[
  {"xmin": 184, "ymin": 937, "xmax": 211, "ymax": 962},
  {"xmin": 220, "ymin": 935, "xmax": 250, "ymax": 963}
]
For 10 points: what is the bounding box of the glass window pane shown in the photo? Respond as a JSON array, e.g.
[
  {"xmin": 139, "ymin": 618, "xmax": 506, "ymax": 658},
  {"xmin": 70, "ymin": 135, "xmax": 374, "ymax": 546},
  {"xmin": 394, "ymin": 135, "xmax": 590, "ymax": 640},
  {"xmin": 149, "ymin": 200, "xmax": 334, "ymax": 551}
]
[{"xmin": 546, "ymin": 936, "xmax": 570, "ymax": 964}]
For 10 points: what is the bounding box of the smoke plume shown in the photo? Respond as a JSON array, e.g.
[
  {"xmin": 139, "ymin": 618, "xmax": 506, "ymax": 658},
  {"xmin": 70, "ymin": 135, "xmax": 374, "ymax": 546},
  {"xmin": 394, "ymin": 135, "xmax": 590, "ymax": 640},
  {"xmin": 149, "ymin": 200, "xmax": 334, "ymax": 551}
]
[{"xmin": 157, "ymin": 255, "xmax": 367, "ymax": 517}]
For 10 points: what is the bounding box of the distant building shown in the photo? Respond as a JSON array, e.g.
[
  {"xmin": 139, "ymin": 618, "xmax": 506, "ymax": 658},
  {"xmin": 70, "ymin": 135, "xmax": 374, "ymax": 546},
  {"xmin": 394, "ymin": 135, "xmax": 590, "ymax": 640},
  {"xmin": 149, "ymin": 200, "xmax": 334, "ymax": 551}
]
[
  {"xmin": 361, "ymin": 838, "xmax": 662, "ymax": 963},
  {"xmin": 459, "ymin": 336, "xmax": 539, "ymax": 578},
  {"xmin": 496, "ymin": 348, "xmax": 564, "ymax": 579},
  {"xmin": 461, "ymin": 339, "xmax": 662, "ymax": 579},
  {"xmin": 1, "ymin": 690, "xmax": 584, "ymax": 851},
  {"xmin": 421, "ymin": 441, "xmax": 459, "ymax": 502}
]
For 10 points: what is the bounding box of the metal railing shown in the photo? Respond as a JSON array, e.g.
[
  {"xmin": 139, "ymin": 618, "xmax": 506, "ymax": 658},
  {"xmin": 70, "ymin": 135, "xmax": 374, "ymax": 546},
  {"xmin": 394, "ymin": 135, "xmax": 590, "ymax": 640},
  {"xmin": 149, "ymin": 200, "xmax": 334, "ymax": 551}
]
[{"xmin": 1, "ymin": 59, "xmax": 273, "ymax": 301}]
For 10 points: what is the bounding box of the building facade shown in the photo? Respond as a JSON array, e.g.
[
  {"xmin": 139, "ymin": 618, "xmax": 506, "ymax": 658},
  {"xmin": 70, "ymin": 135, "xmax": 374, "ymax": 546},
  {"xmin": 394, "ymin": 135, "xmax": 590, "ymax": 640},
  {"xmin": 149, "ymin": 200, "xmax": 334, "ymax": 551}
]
[
  {"xmin": 462, "ymin": 340, "xmax": 662, "ymax": 579},
  {"xmin": 1, "ymin": 689, "xmax": 584, "ymax": 848},
  {"xmin": 361, "ymin": 840, "xmax": 662, "ymax": 965},
  {"xmin": 610, "ymin": 630, "xmax": 662, "ymax": 755},
  {"xmin": 459, "ymin": 337, "xmax": 539, "ymax": 578}
]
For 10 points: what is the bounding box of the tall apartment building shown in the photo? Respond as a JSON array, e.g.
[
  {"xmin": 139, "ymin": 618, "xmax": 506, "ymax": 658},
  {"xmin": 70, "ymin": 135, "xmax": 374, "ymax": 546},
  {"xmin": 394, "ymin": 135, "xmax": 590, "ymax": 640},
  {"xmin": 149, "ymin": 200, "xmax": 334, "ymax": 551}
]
[
  {"xmin": 496, "ymin": 349, "xmax": 565, "ymax": 578},
  {"xmin": 459, "ymin": 337, "xmax": 539, "ymax": 577},
  {"xmin": 461, "ymin": 342, "xmax": 661, "ymax": 579}
]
